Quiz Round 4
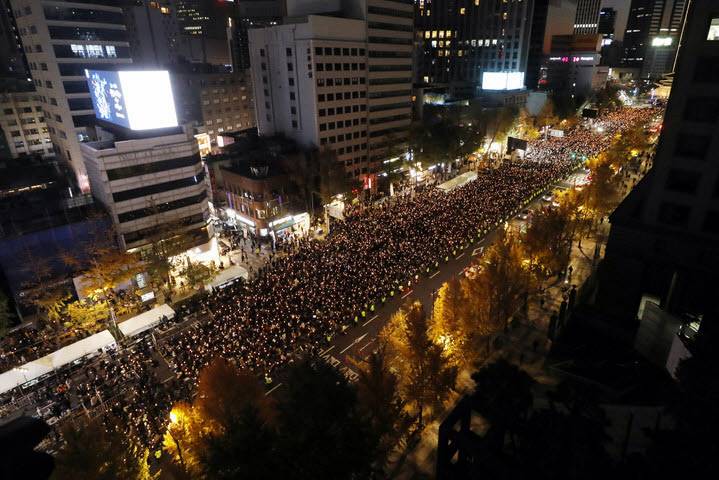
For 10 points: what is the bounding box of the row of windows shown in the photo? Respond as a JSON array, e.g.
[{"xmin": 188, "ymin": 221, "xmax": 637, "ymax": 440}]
[
  {"xmin": 113, "ymin": 170, "xmax": 205, "ymax": 203},
  {"xmin": 106, "ymin": 154, "xmax": 201, "ymax": 181},
  {"xmin": 369, "ymin": 51, "xmax": 412, "ymax": 58},
  {"xmin": 369, "ymin": 126, "xmax": 407, "ymax": 138},
  {"xmin": 368, "ymin": 22, "xmax": 413, "ymax": 32},
  {"xmin": 319, "ymin": 104, "xmax": 367, "ymax": 116},
  {"xmin": 315, "ymin": 63, "xmax": 366, "ymax": 72},
  {"xmin": 318, "ymin": 91, "xmax": 367, "ymax": 102},
  {"xmin": 48, "ymin": 25, "xmax": 127, "ymax": 42},
  {"xmin": 367, "ymin": 6, "xmax": 413, "ymax": 19},
  {"xmin": 317, "ymin": 77, "xmax": 366, "ymax": 87},
  {"xmin": 314, "ymin": 47, "xmax": 366, "ymax": 56},
  {"xmin": 369, "ymin": 64, "xmax": 412, "ymax": 72},
  {"xmin": 43, "ymin": 6, "xmax": 125, "ymax": 24},
  {"xmin": 369, "ymin": 114, "xmax": 411, "ymax": 125},
  {"xmin": 344, "ymin": 156, "xmax": 369, "ymax": 167},
  {"xmin": 2, "ymin": 106, "xmax": 42, "ymax": 115},
  {"xmin": 368, "ymin": 37, "xmax": 413, "ymax": 45},
  {"xmin": 67, "ymin": 97, "xmax": 94, "ymax": 111},
  {"xmin": 658, "ymin": 202, "xmax": 719, "ymax": 234},
  {"xmin": 369, "ymin": 102, "xmax": 411, "ymax": 112},
  {"xmin": 334, "ymin": 143, "xmax": 368, "ymax": 156},
  {"xmin": 123, "ymin": 212, "xmax": 208, "ymax": 245},
  {"xmin": 320, "ymin": 118, "xmax": 367, "ymax": 131},
  {"xmin": 369, "ymin": 77, "xmax": 412, "ymax": 87},
  {"xmin": 118, "ymin": 192, "xmax": 207, "ymax": 223},
  {"xmin": 368, "ymin": 89, "xmax": 411, "ymax": 99},
  {"xmin": 53, "ymin": 44, "xmax": 126, "ymax": 59},
  {"xmin": 320, "ymin": 131, "xmax": 368, "ymax": 145}
]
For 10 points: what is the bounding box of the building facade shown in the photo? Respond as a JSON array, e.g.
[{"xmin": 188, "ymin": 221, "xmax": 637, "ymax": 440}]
[
  {"xmin": 546, "ymin": 34, "xmax": 607, "ymax": 98},
  {"xmin": 81, "ymin": 126, "xmax": 211, "ymax": 251},
  {"xmin": 123, "ymin": 0, "xmax": 183, "ymax": 68},
  {"xmin": 621, "ymin": 0, "xmax": 689, "ymax": 78},
  {"xmin": 415, "ymin": 0, "xmax": 534, "ymax": 98},
  {"xmin": 9, "ymin": 0, "xmax": 133, "ymax": 191},
  {"xmin": 172, "ymin": 69, "xmax": 256, "ymax": 149},
  {"xmin": 573, "ymin": 0, "xmax": 601, "ymax": 35},
  {"xmin": 0, "ymin": 88, "xmax": 53, "ymax": 158},
  {"xmin": 249, "ymin": 1, "xmax": 414, "ymax": 181},
  {"xmin": 599, "ymin": 0, "xmax": 719, "ymax": 319},
  {"xmin": 0, "ymin": 0, "xmax": 28, "ymax": 76},
  {"xmin": 227, "ymin": 0, "xmax": 283, "ymax": 72}
]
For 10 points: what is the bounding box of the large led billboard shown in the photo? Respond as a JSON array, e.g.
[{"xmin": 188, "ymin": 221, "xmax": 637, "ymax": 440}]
[
  {"xmin": 482, "ymin": 71, "xmax": 525, "ymax": 91},
  {"xmin": 85, "ymin": 70, "xmax": 178, "ymax": 130}
]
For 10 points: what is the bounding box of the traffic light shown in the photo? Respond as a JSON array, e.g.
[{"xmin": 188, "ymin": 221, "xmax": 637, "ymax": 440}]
[{"xmin": 0, "ymin": 417, "xmax": 55, "ymax": 479}]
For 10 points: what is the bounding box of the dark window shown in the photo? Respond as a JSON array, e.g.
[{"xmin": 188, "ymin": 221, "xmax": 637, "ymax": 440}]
[
  {"xmin": 657, "ymin": 202, "xmax": 691, "ymax": 227},
  {"xmin": 286, "ymin": 48, "xmax": 292, "ymax": 56},
  {"xmin": 67, "ymin": 97, "xmax": 94, "ymax": 111},
  {"xmin": 123, "ymin": 213, "xmax": 207, "ymax": 244},
  {"xmin": 665, "ymin": 168, "xmax": 701, "ymax": 194},
  {"xmin": 113, "ymin": 171, "xmax": 205, "ymax": 202},
  {"xmin": 684, "ymin": 97, "xmax": 719, "ymax": 123},
  {"xmin": 117, "ymin": 192, "xmax": 207, "ymax": 223},
  {"xmin": 63, "ymin": 80, "xmax": 89, "ymax": 94},
  {"xmin": 43, "ymin": 6, "xmax": 124, "ymax": 23},
  {"xmin": 48, "ymin": 25, "xmax": 127, "ymax": 42},
  {"xmin": 288, "ymin": 77, "xmax": 295, "ymax": 86},
  {"xmin": 368, "ymin": 37, "xmax": 413, "ymax": 45},
  {"xmin": 367, "ymin": 6, "xmax": 413, "ymax": 18},
  {"xmin": 675, "ymin": 133, "xmax": 711, "ymax": 159},
  {"xmin": 287, "ymin": 62, "xmax": 293, "ymax": 71},
  {"xmin": 694, "ymin": 57, "xmax": 719, "ymax": 83},
  {"xmin": 315, "ymin": 47, "xmax": 322, "ymax": 55},
  {"xmin": 106, "ymin": 154, "xmax": 201, "ymax": 181}
]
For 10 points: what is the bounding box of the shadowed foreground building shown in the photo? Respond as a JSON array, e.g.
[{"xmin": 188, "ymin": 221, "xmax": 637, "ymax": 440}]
[{"xmin": 599, "ymin": 0, "xmax": 719, "ymax": 325}]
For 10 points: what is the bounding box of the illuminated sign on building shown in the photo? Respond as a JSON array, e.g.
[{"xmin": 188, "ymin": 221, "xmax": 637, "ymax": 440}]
[
  {"xmin": 651, "ymin": 37, "xmax": 673, "ymax": 47},
  {"xmin": 482, "ymin": 71, "xmax": 525, "ymax": 90},
  {"xmin": 85, "ymin": 70, "xmax": 179, "ymax": 131}
]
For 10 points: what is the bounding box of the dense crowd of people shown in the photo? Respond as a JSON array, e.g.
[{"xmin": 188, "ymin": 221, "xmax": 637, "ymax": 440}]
[{"xmin": 0, "ymin": 107, "xmax": 661, "ymax": 453}]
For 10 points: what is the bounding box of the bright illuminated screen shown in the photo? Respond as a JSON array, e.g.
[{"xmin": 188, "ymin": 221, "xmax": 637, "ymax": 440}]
[
  {"xmin": 85, "ymin": 70, "xmax": 178, "ymax": 130},
  {"xmin": 651, "ymin": 37, "xmax": 673, "ymax": 47},
  {"xmin": 482, "ymin": 72, "xmax": 525, "ymax": 91},
  {"xmin": 708, "ymin": 18, "xmax": 719, "ymax": 41}
]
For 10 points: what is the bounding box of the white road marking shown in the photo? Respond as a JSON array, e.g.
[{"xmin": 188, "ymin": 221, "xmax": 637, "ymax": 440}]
[
  {"xmin": 429, "ymin": 271, "xmax": 440, "ymax": 278},
  {"xmin": 362, "ymin": 314, "xmax": 379, "ymax": 327},
  {"xmin": 265, "ymin": 382, "xmax": 283, "ymax": 396},
  {"xmin": 401, "ymin": 289, "xmax": 413, "ymax": 299},
  {"xmin": 455, "ymin": 252, "xmax": 465, "ymax": 259},
  {"xmin": 358, "ymin": 339, "xmax": 375, "ymax": 352},
  {"xmin": 340, "ymin": 333, "xmax": 368, "ymax": 354},
  {"xmin": 321, "ymin": 345, "xmax": 336, "ymax": 356}
]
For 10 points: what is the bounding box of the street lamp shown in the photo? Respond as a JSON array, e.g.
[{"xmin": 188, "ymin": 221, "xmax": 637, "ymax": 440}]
[{"xmin": 168, "ymin": 409, "xmax": 186, "ymax": 470}]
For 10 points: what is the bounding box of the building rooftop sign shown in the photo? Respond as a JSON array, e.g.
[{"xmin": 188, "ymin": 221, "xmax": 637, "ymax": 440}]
[{"xmin": 85, "ymin": 70, "xmax": 178, "ymax": 131}]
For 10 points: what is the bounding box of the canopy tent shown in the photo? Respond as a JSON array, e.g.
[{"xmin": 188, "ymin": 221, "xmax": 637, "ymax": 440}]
[
  {"xmin": 437, "ymin": 171, "xmax": 478, "ymax": 193},
  {"xmin": 206, "ymin": 265, "xmax": 248, "ymax": 291},
  {"xmin": 118, "ymin": 304, "xmax": 175, "ymax": 338},
  {"xmin": 0, "ymin": 330, "xmax": 115, "ymax": 395}
]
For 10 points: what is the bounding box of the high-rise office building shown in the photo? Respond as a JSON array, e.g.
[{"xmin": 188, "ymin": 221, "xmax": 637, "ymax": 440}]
[
  {"xmin": 574, "ymin": 0, "xmax": 601, "ymax": 35},
  {"xmin": 415, "ymin": 0, "xmax": 534, "ymax": 98},
  {"xmin": 600, "ymin": 0, "xmax": 719, "ymax": 319},
  {"xmin": 0, "ymin": 88, "xmax": 53, "ymax": 158},
  {"xmin": 621, "ymin": 0, "xmax": 689, "ymax": 78},
  {"xmin": 9, "ymin": 0, "xmax": 133, "ymax": 191},
  {"xmin": 249, "ymin": 0, "xmax": 414, "ymax": 181},
  {"xmin": 175, "ymin": 0, "xmax": 232, "ymax": 65},
  {"xmin": 598, "ymin": 7, "xmax": 618, "ymax": 38},
  {"xmin": 123, "ymin": 0, "xmax": 183, "ymax": 68},
  {"xmin": 0, "ymin": 0, "xmax": 28, "ymax": 77},
  {"xmin": 227, "ymin": 0, "xmax": 283, "ymax": 72}
]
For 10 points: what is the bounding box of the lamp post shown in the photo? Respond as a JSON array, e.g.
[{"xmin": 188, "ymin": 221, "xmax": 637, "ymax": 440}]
[{"xmin": 168, "ymin": 411, "xmax": 186, "ymax": 470}]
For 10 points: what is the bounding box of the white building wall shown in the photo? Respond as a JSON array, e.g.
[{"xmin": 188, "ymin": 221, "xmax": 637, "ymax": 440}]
[{"xmin": 0, "ymin": 91, "xmax": 54, "ymax": 158}]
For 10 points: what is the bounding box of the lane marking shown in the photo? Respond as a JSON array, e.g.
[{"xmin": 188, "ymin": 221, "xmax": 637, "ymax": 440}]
[
  {"xmin": 358, "ymin": 339, "xmax": 375, "ymax": 353},
  {"xmin": 265, "ymin": 382, "xmax": 283, "ymax": 396},
  {"xmin": 340, "ymin": 333, "xmax": 368, "ymax": 354},
  {"xmin": 362, "ymin": 314, "xmax": 379, "ymax": 327},
  {"xmin": 321, "ymin": 345, "xmax": 336, "ymax": 356},
  {"xmin": 429, "ymin": 271, "xmax": 440, "ymax": 279},
  {"xmin": 401, "ymin": 289, "xmax": 413, "ymax": 299},
  {"xmin": 455, "ymin": 253, "xmax": 465, "ymax": 260}
]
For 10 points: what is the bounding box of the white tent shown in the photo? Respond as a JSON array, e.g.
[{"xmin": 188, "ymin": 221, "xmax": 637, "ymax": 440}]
[
  {"xmin": 0, "ymin": 330, "xmax": 116, "ymax": 395},
  {"xmin": 437, "ymin": 171, "xmax": 478, "ymax": 193},
  {"xmin": 118, "ymin": 304, "xmax": 175, "ymax": 338}
]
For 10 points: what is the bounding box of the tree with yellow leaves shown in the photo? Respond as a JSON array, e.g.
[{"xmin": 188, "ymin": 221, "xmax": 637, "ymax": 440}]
[
  {"xmin": 54, "ymin": 417, "xmax": 158, "ymax": 480},
  {"xmin": 430, "ymin": 278, "xmax": 467, "ymax": 361},
  {"xmin": 381, "ymin": 300, "xmax": 457, "ymax": 425}
]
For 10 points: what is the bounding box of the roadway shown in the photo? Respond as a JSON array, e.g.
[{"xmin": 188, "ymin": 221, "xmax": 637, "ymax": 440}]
[{"xmin": 265, "ymin": 167, "xmax": 589, "ymax": 394}]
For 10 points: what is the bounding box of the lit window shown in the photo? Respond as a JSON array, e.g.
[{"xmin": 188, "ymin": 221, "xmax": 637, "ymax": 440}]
[
  {"xmin": 460, "ymin": 7, "xmax": 465, "ymax": 15},
  {"xmin": 71, "ymin": 44, "xmax": 86, "ymax": 58},
  {"xmin": 425, "ymin": 31, "xmax": 430, "ymax": 39},
  {"xmin": 105, "ymin": 45, "xmax": 117, "ymax": 58},
  {"xmin": 708, "ymin": 18, "xmax": 719, "ymax": 41}
]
